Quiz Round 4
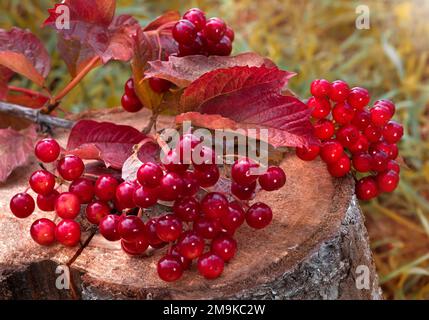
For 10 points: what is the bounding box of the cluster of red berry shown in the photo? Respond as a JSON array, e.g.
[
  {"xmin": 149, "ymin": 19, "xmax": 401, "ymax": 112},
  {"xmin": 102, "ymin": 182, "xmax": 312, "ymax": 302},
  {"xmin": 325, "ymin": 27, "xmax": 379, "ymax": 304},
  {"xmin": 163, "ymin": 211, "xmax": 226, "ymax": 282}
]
[
  {"xmin": 296, "ymin": 79, "xmax": 403, "ymax": 201},
  {"xmin": 9, "ymin": 133, "xmax": 286, "ymax": 282}
]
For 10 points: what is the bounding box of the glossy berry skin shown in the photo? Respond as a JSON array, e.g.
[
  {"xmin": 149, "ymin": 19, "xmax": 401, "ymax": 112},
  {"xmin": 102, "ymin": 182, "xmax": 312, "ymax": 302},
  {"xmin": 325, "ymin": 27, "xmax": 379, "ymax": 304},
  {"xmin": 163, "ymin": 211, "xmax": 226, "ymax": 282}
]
[
  {"xmin": 181, "ymin": 171, "xmax": 200, "ymax": 196},
  {"xmin": 246, "ymin": 202, "xmax": 273, "ymax": 229},
  {"xmin": 149, "ymin": 77, "xmax": 171, "ymax": 93},
  {"xmin": 183, "ymin": 8, "xmax": 206, "ymax": 31},
  {"xmin": 179, "ymin": 133, "xmax": 201, "ymax": 155},
  {"xmin": 329, "ymin": 80, "xmax": 350, "ymax": 102},
  {"xmin": 29, "ymin": 170, "xmax": 56, "ymax": 195},
  {"xmin": 364, "ymin": 124, "xmax": 382, "ymax": 143},
  {"xmin": 207, "ymin": 36, "xmax": 232, "ymax": 56},
  {"xmin": 352, "ymin": 153, "xmax": 372, "ymax": 172},
  {"xmin": 376, "ymin": 170, "xmax": 399, "ymax": 193},
  {"xmin": 387, "ymin": 160, "xmax": 400, "ymax": 174},
  {"xmin": 94, "ymin": 175, "xmax": 119, "ymax": 202},
  {"xmin": 371, "ymin": 151, "xmax": 389, "ymax": 172},
  {"xmin": 69, "ymin": 178, "xmax": 95, "ymax": 204},
  {"xmin": 205, "ymin": 17, "xmax": 226, "ymax": 42},
  {"xmin": 55, "ymin": 192, "xmax": 81, "ymax": 219},
  {"xmin": 211, "ymin": 234, "xmax": 237, "ymax": 262},
  {"xmin": 10, "ymin": 193, "xmax": 35, "ymax": 218},
  {"xmin": 194, "ymin": 216, "xmax": 221, "ymax": 239},
  {"xmin": 118, "ymin": 215, "xmax": 146, "ymax": 243},
  {"xmin": 382, "ymin": 121, "xmax": 403, "ymax": 144},
  {"xmin": 86, "ymin": 201, "xmax": 110, "ymax": 225},
  {"xmin": 296, "ymin": 144, "xmax": 320, "ymax": 161},
  {"xmin": 99, "ymin": 214, "xmax": 121, "ymax": 241},
  {"xmin": 156, "ymin": 214, "xmax": 183, "ymax": 242},
  {"xmin": 355, "ymin": 177, "xmax": 378, "ymax": 201},
  {"xmin": 55, "ymin": 219, "xmax": 81, "ymax": 247},
  {"xmin": 201, "ymin": 192, "xmax": 229, "ymax": 220},
  {"xmin": 225, "ymin": 26, "xmax": 235, "ymax": 41},
  {"xmin": 157, "ymin": 255, "xmax": 184, "ymax": 282},
  {"xmin": 121, "ymin": 234, "xmax": 149, "ymax": 256},
  {"xmin": 374, "ymin": 99, "xmax": 395, "ymax": 116},
  {"xmin": 258, "ymin": 166, "xmax": 286, "ymax": 191},
  {"xmin": 220, "ymin": 202, "xmax": 245, "ymax": 233},
  {"xmin": 369, "ymin": 141, "xmax": 398, "ymax": 160},
  {"xmin": 57, "ymin": 155, "xmax": 84, "ymax": 181},
  {"xmin": 320, "ymin": 140, "xmax": 344, "ymax": 164},
  {"xmin": 310, "ymin": 79, "xmax": 331, "ymax": 97},
  {"xmin": 162, "ymin": 149, "xmax": 189, "ymax": 174},
  {"xmin": 194, "ymin": 164, "xmax": 220, "ymax": 187},
  {"xmin": 348, "ymin": 134, "xmax": 369, "ymax": 154},
  {"xmin": 158, "ymin": 172, "xmax": 185, "ymax": 201},
  {"xmin": 133, "ymin": 186, "xmax": 158, "ymax": 208},
  {"xmin": 352, "ymin": 110, "xmax": 371, "ymax": 130},
  {"xmin": 192, "ymin": 146, "xmax": 217, "ymax": 169},
  {"xmin": 177, "ymin": 231, "xmax": 205, "ymax": 259},
  {"xmin": 146, "ymin": 218, "xmax": 165, "ymax": 248},
  {"xmin": 231, "ymin": 157, "xmax": 259, "ymax": 186},
  {"xmin": 328, "ymin": 155, "xmax": 351, "ymax": 177},
  {"xmin": 336, "ymin": 125, "xmax": 360, "ymax": 147},
  {"xmin": 332, "ymin": 102, "xmax": 355, "ymax": 125},
  {"xmin": 173, "ymin": 196, "xmax": 200, "ymax": 222},
  {"xmin": 169, "ymin": 245, "xmax": 192, "ymax": 270},
  {"xmin": 34, "ymin": 138, "xmax": 61, "ymax": 163},
  {"xmin": 231, "ymin": 181, "xmax": 256, "ymax": 200},
  {"xmin": 308, "ymin": 97, "xmax": 331, "ymax": 119},
  {"xmin": 314, "ymin": 119, "xmax": 335, "ymax": 140},
  {"xmin": 197, "ymin": 252, "xmax": 224, "ymax": 279},
  {"xmin": 124, "ymin": 78, "xmax": 136, "ymax": 96},
  {"xmin": 115, "ymin": 181, "xmax": 137, "ymax": 209},
  {"xmin": 121, "ymin": 93, "xmax": 143, "ymax": 113},
  {"xmin": 173, "ymin": 19, "xmax": 197, "ymax": 45},
  {"xmin": 347, "ymin": 87, "xmax": 370, "ymax": 110},
  {"xmin": 37, "ymin": 190, "xmax": 60, "ymax": 212},
  {"xmin": 370, "ymin": 105, "xmax": 392, "ymax": 127},
  {"xmin": 137, "ymin": 162, "xmax": 163, "ymax": 188},
  {"xmin": 30, "ymin": 218, "xmax": 56, "ymax": 246}
]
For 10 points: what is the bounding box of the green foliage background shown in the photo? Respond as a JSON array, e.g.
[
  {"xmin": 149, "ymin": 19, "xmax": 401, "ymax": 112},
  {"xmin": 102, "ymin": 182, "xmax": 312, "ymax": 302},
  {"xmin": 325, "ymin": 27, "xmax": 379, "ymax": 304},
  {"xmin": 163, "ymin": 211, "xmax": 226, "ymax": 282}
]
[{"xmin": 1, "ymin": 0, "xmax": 429, "ymax": 299}]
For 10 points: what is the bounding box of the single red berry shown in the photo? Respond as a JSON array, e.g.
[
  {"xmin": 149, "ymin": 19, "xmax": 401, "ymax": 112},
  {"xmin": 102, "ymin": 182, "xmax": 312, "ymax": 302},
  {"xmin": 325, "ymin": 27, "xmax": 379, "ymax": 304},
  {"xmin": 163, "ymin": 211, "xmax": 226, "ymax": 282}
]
[
  {"xmin": 179, "ymin": 40, "xmax": 203, "ymax": 56},
  {"xmin": 156, "ymin": 214, "xmax": 183, "ymax": 242},
  {"xmin": 69, "ymin": 178, "xmax": 95, "ymax": 204},
  {"xmin": 258, "ymin": 166, "xmax": 286, "ymax": 191},
  {"xmin": 157, "ymin": 255, "xmax": 184, "ymax": 282},
  {"xmin": 348, "ymin": 134, "xmax": 369, "ymax": 154},
  {"xmin": 183, "ymin": 8, "xmax": 206, "ymax": 31},
  {"xmin": 121, "ymin": 234, "xmax": 149, "ymax": 256},
  {"xmin": 118, "ymin": 215, "xmax": 146, "ymax": 243},
  {"xmin": 173, "ymin": 19, "xmax": 197, "ymax": 45},
  {"xmin": 296, "ymin": 144, "xmax": 320, "ymax": 161},
  {"xmin": 369, "ymin": 141, "xmax": 398, "ymax": 160},
  {"xmin": 30, "ymin": 218, "xmax": 56, "ymax": 246},
  {"xmin": 115, "ymin": 181, "xmax": 137, "ymax": 209},
  {"xmin": 137, "ymin": 162, "xmax": 164, "ymax": 188},
  {"xmin": 352, "ymin": 153, "xmax": 372, "ymax": 172},
  {"xmin": 336, "ymin": 124, "xmax": 360, "ymax": 148},
  {"xmin": 173, "ymin": 196, "xmax": 200, "ymax": 222},
  {"xmin": 162, "ymin": 149, "xmax": 189, "ymax": 174},
  {"xmin": 364, "ymin": 124, "xmax": 382, "ymax": 143},
  {"xmin": 205, "ymin": 17, "xmax": 226, "ymax": 42},
  {"xmin": 225, "ymin": 26, "xmax": 235, "ymax": 41},
  {"xmin": 55, "ymin": 219, "xmax": 81, "ymax": 247},
  {"xmin": 355, "ymin": 176, "xmax": 379, "ymax": 201},
  {"xmin": 246, "ymin": 202, "xmax": 273, "ymax": 229},
  {"xmin": 29, "ymin": 170, "xmax": 56, "ymax": 195},
  {"xmin": 193, "ymin": 216, "xmax": 221, "ymax": 239},
  {"xmin": 231, "ymin": 181, "xmax": 256, "ymax": 200},
  {"xmin": 376, "ymin": 170, "xmax": 399, "ymax": 193},
  {"xmin": 169, "ymin": 245, "xmax": 192, "ymax": 269},
  {"xmin": 133, "ymin": 186, "xmax": 158, "ymax": 208},
  {"xmin": 211, "ymin": 233, "xmax": 237, "ymax": 262},
  {"xmin": 310, "ymin": 79, "xmax": 331, "ymax": 97},
  {"xmin": 55, "ymin": 192, "xmax": 81, "ymax": 219},
  {"xmin": 370, "ymin": 105, "xmax": 392, "ymax": 127},
  {"xmin": 99, "ymin": 214, "xmax": 121, "ymax": 241},
  {"xmin": 207, "ymin": 35, "xmax": 232, "ymax": 56},
  {"xmin": 10, "ymin": 193, "xmax": 35, "ymax": 218},
  {"xmin": 201, "ymin": 192, "xmax": 229, "ymax": 220},
  {"xmin": 231, "ymin": 157, "xmax": 259, "ymax": 186},
  {"xmin": 220, "ymin": 202, "xmax": 245, "ymax": 233},
  {"xmin": 57, "ymin": 155, "xmax": 84, "ymax": 181},
  {"xmin": 329, "ymin": 80, "xmax": 350, "ymax": 102},
  {"xmin": 177, "ymin": 231, "xmax": 205, "ymax": 259},
  {"xmin": 314, "ymin": 119, "xmax": 335, "ymax": 140},
  {"xmin": 37, "ymin": 190, "xmax": 60, "ymax": 212},
  {"xmin": 86, "ymin": 200, "xmax": 110, "ymax": 225},
  {"xmin": 124, "ymin": 78, "xmax": 136, "ymax": 96},
  {"xmin": 347, "ymin": 87, "xmax": 370, "ymax": 110},
  {"xmin": 197, "ymin": 252, "xmax": 224, "ymax": 279},
  {"xmin": 382, "ymin": 121, "xmax": 403, "ymax": 144},
  {"xmin": 181, "ymin": 171, "xmax": 200, "ymax": 196},
  {"xmin": 374, "ymin": 99, "xmax": 395, "ymax": 116},
  {"xmin": 94, "ymin": 175, "xmax": 119, "ymax": 202},
  {"xmin": 387, "ymin": 160, "xmax": 400, "ymax": 174},
  {"xmin": 121, "ymin": 93, "xmax": 143, "ymax": 113},
  {"xmin": 149, "ymin": 77, "xmax": 171, "ymax": 93},
  {"xmin": 145, "ymin": 218, "xmax": 165, "ymax": 248},
  {"xmin": 371, "ymin": 151, "xmax": 389, "ymax": 172},
  {"xmin": 328, "ymin": 154, "xmax": 351, "ymax": 177},
  {"xmin": 194, "ymin": 164, "xmax": 220, "ymax": 187},
  {"xmin": 352, "ymin": 110, "xmax": 371, "ymax": 130},
  {"xmin": 192, "ymin": 146, "xmax": 217, "ymax": 169},
  {"xmin": 332, "ymin": 102, "xmax": 355, "ymax": 125},
  {"xmin": 320, "ymin": 140, "xmax": 344, "ymax": 164},
  {"xmin": 307, "ymin": 97, "xmax": 331, "ymax": 119},
  {"xmin": 158, "ymin": 172, "xmax": 185, "ymax": 201},
  {"xmin": 34, "ymin": 138, "xmax": 61, "ymax": 163}
]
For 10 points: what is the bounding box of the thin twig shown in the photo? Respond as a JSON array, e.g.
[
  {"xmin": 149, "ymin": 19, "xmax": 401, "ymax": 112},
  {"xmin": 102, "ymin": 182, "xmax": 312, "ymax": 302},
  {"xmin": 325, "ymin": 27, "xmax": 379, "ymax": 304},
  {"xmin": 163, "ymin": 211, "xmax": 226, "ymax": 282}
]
[{"xmin": 142, "ymin": 111, "xmax": 159, "ymax": 134}]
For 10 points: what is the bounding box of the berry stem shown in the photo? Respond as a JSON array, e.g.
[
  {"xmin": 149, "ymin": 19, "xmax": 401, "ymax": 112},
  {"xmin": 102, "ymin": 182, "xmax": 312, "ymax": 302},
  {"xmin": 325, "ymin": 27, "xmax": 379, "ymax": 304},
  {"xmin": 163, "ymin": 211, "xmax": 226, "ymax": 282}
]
[{"xmin": 142, "ymin": 110, "xmax": 159, "ymax": 134}]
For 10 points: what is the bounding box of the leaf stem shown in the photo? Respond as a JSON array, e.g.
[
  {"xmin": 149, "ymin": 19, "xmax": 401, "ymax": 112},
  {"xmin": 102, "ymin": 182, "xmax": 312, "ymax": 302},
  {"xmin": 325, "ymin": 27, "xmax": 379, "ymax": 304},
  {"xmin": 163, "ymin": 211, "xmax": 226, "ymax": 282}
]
[{"xmin": 7, "ymin": 86, "xmax": 50, "ymax": 100}]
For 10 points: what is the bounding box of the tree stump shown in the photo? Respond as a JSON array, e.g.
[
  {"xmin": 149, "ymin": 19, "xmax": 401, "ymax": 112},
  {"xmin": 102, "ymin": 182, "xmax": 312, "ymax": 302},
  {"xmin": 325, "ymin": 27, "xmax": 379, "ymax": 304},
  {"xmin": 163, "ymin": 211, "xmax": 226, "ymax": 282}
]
[{"xmin": 0, "ymin": 109, "xmax": 382, "ymax": 300}]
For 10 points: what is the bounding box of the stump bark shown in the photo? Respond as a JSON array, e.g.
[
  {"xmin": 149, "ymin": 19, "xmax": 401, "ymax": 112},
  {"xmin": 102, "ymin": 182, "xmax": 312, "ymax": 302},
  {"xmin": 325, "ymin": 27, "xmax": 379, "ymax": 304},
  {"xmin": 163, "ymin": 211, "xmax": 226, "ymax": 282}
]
[{"xmin": 0, "ymin": 109, "xmax": 382, "ymax": 300}]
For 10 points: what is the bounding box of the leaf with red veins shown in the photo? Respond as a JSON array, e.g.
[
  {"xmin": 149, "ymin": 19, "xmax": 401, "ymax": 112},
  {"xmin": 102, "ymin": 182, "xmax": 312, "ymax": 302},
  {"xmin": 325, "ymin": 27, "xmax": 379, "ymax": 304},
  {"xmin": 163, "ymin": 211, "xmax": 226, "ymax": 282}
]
[
  {"xmin": 145, "ymin": 53, "xmax": 276, "ymax": 88},
  {"xmin": 66, "ymin": 120, "xmax": 159, "ymax": 169},
  {"xmin": 0, "ymin": 125, "xmax": 37, "ymax": 182},
  {"xmin": 0, "ymin": 28, "xmax": 51, "ymax": 87},
  {"xmin": 178, "ymin": 66, "xmax": 315, "ymax": 148}
]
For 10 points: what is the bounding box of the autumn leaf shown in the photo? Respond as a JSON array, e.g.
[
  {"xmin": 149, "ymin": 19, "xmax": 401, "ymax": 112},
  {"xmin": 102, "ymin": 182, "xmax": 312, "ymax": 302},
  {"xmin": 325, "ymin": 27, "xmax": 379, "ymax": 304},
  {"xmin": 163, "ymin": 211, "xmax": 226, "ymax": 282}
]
[
  {"xmin": 0, "ymin": 125, "xmax": 37, "ymax": 183},
  {"xmin": 145, "ymin": 53, "xmax": 276, "ymax": 88},
  {"xmin": 66, "ymin": 120, "xmax": 159, "ymax": 169}
]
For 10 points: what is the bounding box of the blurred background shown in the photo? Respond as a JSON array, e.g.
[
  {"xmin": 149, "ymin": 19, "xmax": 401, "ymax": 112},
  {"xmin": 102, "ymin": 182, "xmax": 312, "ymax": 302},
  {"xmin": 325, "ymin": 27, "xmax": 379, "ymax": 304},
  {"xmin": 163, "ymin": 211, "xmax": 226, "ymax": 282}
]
[{"xmin": 1, "ymin": 0, "xmax": 428, "ymax": 299}]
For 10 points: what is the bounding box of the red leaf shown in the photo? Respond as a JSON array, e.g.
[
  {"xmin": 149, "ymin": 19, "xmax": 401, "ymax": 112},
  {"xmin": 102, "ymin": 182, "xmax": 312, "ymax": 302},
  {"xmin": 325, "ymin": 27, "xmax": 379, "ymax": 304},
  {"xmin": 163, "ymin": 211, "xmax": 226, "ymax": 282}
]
[
  {"xmin": 145, "ymin": 53, "xmax": 276, "ymax": 88},
  {"xmin": 176, "ymin": 112, "xmax": 238, "ymax": 130},
  {"xmin": 66, "ymin": 120, "xmax": 159, "ymax": 169},
  {"xmin": 44, "ymin": 1, "xmax": 138, "ymax": 76},
  {"xmin": 0, "ymin": 28, "xmax": 50, "ymax": 87},
  {"xmin": 0, "ymin": 66, "xmax": 14, "ymax": 99},
  {"xmin": 0, "ymin": 125, "xmax": 37, "ymax": 183},
  {"xmin": 4, "ymin": 86, "xmax": 49, "ymax": 109},
  {"xmin": 143, "ymin": 11, "xmax": 180, "ymax": 32},
  {"xmin": 179, "ymin": 66, "xmax": 315, "ymax": 148}
]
